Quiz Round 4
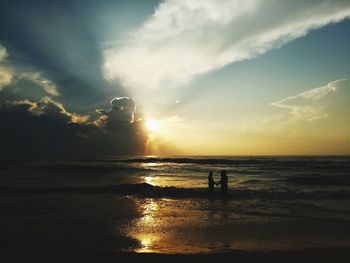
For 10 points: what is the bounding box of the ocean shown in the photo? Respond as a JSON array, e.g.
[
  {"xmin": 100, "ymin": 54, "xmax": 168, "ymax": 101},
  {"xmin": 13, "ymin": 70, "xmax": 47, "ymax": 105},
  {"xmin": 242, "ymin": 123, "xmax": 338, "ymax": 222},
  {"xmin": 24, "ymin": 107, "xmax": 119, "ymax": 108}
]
[{"xmin": 1, "ymin": 156, "xmax": 350, "ymax": 254}]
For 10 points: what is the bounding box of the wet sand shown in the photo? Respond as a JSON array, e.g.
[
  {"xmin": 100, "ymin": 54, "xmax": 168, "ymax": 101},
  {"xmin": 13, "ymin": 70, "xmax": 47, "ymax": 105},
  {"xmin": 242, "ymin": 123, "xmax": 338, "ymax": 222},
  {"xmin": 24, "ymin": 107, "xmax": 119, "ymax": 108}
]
[
  {"xmin": 0, "ymin": 247, "xmax": 349, "ymax": 262},
  {"xmin": 1, "ymin": 193, "xmax": 350, "ymax": 262},
  {"xmin": 0, "ymin": 194, "xmax": 139, "ymax": 252}
]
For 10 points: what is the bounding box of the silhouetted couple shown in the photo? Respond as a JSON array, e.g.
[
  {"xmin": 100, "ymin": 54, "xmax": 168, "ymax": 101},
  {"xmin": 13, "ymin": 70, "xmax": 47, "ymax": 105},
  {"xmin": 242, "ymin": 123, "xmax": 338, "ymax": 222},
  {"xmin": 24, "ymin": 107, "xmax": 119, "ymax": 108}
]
[{"xmin": 208, "ymin": 170, "xmax": 228, "ymax": 196}]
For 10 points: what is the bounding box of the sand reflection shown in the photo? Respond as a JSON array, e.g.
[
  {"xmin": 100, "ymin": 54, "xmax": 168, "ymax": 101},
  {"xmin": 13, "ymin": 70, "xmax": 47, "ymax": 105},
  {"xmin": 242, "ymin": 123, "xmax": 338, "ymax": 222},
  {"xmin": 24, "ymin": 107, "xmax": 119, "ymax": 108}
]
[
  {"xmin": 123, "ymin": 198, "xmax": 217, "ymax": 254},
  {"xmin": 126, "ymin": 198, "xmax": 161, "ymax": 253}
]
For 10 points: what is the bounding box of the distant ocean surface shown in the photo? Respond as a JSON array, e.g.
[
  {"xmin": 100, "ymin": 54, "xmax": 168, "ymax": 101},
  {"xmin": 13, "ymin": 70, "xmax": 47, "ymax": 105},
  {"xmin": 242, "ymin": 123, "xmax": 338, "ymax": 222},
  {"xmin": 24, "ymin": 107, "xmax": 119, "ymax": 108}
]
[
  {"xmin": 1, "ymin": 156, "xmax": 350, "ymax": 253},
  {"xmin": 2, "ymin": 156, "xmax": 350, "ymax": 198}
]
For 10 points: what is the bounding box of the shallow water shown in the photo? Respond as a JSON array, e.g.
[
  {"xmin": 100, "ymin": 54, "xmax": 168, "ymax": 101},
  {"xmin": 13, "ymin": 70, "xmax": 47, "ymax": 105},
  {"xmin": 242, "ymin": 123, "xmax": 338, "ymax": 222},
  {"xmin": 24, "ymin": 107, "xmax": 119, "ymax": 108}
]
[{"xmin": 123, "ymin": 197, "xmax": 350, "ymax": 253}]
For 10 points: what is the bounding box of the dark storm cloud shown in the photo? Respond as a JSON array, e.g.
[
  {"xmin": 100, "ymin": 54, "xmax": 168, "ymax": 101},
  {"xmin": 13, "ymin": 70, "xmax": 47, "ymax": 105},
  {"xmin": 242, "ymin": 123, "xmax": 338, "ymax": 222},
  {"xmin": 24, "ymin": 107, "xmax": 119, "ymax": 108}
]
[
  {"xmin": 0, "ymin": 97, "xmax": 146, "ymax": 159},
  {"xmin": 97, "ymin": 97, "xmax": 137, "ymax": 125},
  {"xmin": 0, "ymin": 1, "xmax": 151, "ymax": 158}
]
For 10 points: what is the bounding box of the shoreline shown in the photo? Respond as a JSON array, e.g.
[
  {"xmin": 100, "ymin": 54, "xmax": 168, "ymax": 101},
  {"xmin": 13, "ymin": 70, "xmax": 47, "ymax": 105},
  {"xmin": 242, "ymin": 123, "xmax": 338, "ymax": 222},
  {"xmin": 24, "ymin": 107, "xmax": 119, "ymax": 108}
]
[
  {"xmin": 1, "ymin": 246, "xmax": 350, "ymax": 261},
  {"xmin": 1, "ymin": 193, "xmax": 350, "ymax": 257}
]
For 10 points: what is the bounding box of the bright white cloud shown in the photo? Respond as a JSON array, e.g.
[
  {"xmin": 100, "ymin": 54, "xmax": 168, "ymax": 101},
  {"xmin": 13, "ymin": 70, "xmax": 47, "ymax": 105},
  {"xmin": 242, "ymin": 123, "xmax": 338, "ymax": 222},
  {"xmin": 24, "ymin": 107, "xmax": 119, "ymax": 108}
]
[
  {"xmin": 270, "ymin": 79, "xmax": 347, "ymax": 121},
  {"xmin": 104, "ymin": 0, "xmax": 350, "ymax": 90}
]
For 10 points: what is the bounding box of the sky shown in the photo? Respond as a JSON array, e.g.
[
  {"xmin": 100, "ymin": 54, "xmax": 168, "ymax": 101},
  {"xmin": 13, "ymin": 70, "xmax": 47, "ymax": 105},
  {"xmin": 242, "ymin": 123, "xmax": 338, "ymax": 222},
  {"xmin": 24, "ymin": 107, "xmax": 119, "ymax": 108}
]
[{"xmin": 0, "ymin": 0, "xmax": 350, "ymax": 158}]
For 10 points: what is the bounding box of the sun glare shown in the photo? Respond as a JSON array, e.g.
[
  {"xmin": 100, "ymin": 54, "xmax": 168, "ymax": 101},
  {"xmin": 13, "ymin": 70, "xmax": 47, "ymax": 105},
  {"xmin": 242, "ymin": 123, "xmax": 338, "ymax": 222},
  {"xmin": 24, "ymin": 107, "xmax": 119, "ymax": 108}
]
[{"xmin": 145, "ymin": 119, "xmax": 161, "ymax": 133}]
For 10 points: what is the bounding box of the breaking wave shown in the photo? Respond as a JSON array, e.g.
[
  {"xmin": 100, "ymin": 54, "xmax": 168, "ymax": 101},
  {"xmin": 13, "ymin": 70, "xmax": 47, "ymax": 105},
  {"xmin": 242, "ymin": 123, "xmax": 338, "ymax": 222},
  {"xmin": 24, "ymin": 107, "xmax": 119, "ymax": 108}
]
[{"xmin": 1, "ymin": 183, "xmax": 350, "ymax": 200}]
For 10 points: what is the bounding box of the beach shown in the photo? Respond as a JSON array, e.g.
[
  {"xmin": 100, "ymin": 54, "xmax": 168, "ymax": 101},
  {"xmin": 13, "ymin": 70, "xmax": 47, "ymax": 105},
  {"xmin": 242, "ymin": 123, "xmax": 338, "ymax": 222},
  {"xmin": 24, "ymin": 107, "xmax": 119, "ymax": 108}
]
[
  {"xmin": 2, "ymin": 1, "xmax": 350, "ymax": 260},
  {"xmin": 1, "ymin": 194, "xmax": 350, "ymax": 262},
  {"xmin": 1, "ymin": 156, "xmax": 350, "ymax": 261}
]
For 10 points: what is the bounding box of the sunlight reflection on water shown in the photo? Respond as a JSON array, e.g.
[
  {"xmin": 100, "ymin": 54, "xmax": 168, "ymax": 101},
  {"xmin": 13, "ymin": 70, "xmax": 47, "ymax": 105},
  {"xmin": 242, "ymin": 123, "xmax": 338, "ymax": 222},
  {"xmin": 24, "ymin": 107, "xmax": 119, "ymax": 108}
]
[
  {"xmin": 121, "ymin": 196, "xmax": 350, "ymax": 254},
  {"xmin": 140, "ymin": 162, "xmax": 163, "ymax": 168},
  {"xmin": 128, "ymin": 198, "xmax": 160, "ymax": 253},
  {"xmin": 144, "ymin": 176, "xmax": 155, "ymax": 185},
  {"xmin": 123, "ymin": 198, "xmax": 221, "ymax": 254}
]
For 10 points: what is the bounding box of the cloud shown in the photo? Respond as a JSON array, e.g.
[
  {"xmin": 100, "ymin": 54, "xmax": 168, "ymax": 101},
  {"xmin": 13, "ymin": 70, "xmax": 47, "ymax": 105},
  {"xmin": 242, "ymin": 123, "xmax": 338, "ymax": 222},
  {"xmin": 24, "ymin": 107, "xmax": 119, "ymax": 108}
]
[
  {"xmin": 103, "ymin": 0, "xmax": 350, "ymax": 90},
  {"xmin": 0, "ymin": 97, "xmax": 146, "ymax": 159},
  {"xmin": 0, "ymin": 44, "xmax": 13, "ymax": 90},
  {"xmin": 0, "ymin": 67, "xmax": 13, "ymax": 90},
  {"xmin": 0, "ymin": 43, "xmax": 59, "ymax": 95},
  {"xmin": 270, "ymin": 79, "xmax": 347, "ymax": 121},
  {"xmin": 19, "ymin": 72, "xmax": 59, "ymax": 96},
  {"xmin": 27, "ymin": 97, "xmax": 89, "ymax": 123},
  {"xmin": 0, "ymin": 1, "xmax": 122, "ymax": 110},
  {"xmin": 0, "ymin": 69, "xmax": 59, "ymax": 95},
  {"xmin": 0, "ymin": 44, "xmax": 7, "ymax": 61},
  {"xmin": 96, "ymin": 96, "xmax": 137, "ymax": 125}
]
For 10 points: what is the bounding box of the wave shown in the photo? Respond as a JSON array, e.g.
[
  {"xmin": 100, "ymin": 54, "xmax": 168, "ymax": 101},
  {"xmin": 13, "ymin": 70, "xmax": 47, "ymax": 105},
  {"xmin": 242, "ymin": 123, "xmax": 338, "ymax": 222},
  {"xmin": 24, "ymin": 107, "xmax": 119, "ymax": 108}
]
[
  {"xmin": 283, "ymin": 175, "xmax": 350, "ymax": 186},
  {"xmin": 2, "ymin": 157, "xmax": 349, "ymax": 173},
  {"xmin": 114, "ymin": 156, "xmax": 350, "ymax": 165},
  {"xmin": 1, "ymin": 183, "xmax": 350, "ymax": 200},
  {"xmin": 0, "ymin": 161, "xmax": 153, "ymax": 173},
  {"xmin": 237, "ymin": 175, "xmax": 350, "ymax": 186}
]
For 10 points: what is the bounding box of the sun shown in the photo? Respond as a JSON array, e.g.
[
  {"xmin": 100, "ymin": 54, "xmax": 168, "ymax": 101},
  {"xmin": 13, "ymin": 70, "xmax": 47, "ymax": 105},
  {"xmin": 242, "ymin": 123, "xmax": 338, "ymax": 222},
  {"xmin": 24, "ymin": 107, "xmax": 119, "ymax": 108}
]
[{"xmin": 145, "ymin": 119, "xmax": 161, "ymax": 133}]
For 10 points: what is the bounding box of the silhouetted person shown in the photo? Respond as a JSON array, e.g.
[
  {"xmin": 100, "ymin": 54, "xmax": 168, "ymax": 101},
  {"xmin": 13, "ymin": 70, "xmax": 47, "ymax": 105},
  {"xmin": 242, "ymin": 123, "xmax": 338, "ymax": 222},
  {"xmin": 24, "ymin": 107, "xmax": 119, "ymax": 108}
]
[
  {"xmin": 208, "ymin": 171, "xmax": 215, "ymax": 195},
  {"xmin": 217, "ymin": 170, "xmax": 228, "ymax": 196}
]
